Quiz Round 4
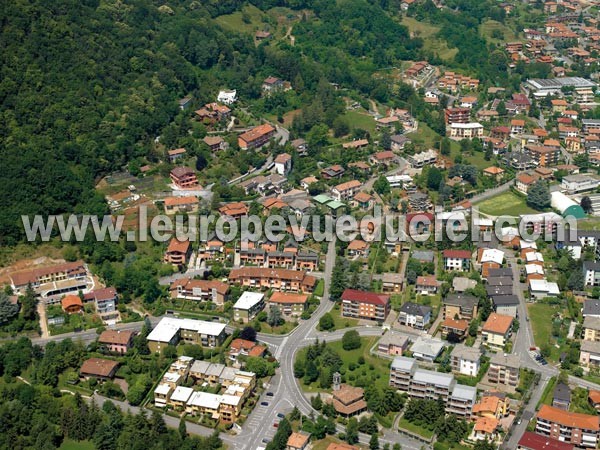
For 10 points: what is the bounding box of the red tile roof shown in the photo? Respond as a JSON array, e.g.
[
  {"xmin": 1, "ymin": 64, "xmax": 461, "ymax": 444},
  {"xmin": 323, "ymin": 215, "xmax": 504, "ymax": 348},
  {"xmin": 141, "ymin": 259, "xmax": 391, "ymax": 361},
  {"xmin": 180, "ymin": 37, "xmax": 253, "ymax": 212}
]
[
  {"xmin": 341, "ymin": 289, "xmax": 390, "ymax": 306},
  {"xmin": 443, "ymin": 249, "xmax": 471, "ymax": 259},
  {"xmin": 80, "ymin": 358, "xmax": 119, "ymax": 378},
  {"xmin": 518, "ymin": 431, "xmax": 574, "ymax": 450}
]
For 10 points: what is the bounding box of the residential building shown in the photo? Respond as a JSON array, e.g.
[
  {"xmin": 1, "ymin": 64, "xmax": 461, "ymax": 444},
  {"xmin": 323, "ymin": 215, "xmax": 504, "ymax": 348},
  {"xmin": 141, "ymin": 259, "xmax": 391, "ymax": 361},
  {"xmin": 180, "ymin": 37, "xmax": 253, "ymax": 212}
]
[
  {"xmin": 410, "ymin": 336, "xmax": 445, "ymax": 362},
  {"xmin": 407, "ymin": 149, "xmax": 437, "ymax": 168},
  {"xmin": 203, "ymin": 135, "xmax": 227, "ymax": 151},
  {"xmin": 450, "ymin": 344, "xmax": 481, "ymax": 377},
  {"xmin": 415, "ymin": 275, "xmax": 438, "ymax": 295},
  {"xmin": 321, "ymin": 164, "xmax": 345, "ymax": 179},
  {"xmin": 169, "ymin": 277, "xmax": 230, "ymax": 306},
  {"xmin": 583, "ymin": 299, "xmax": 600, "ymax": 317},
  {"xmin": 511, "ymin": 119, "xmax": 525, "ymax": 134},
  {"xmin": 491, "ymin": 295, "xmax": 519, "ymax": 317},
  {"xmin": 164, "ymin": 238, "xmax": 192, "ymax": 266},
  {"xmin": 442, "ymin": 249, "xmax": 471, "ymax": 272},
  {"xmin": 526, "ymin": 145, "xmax": 560, "ymax": 167},
  {"xmin": 61, "ymin": 295, "xmax": 83, "ymax": 314},
  {"xmin": 447, "ymin": 384, "xmax": 477, "ymax": 418},
  {"xmin": 488, "ymin": 353, "xmax": 520, "ymax": 387},
  {"xmin": 217, "ymin": 89, "xmax": 237, "ymax": 104},
  {"xmin": 516, "ymin": 173, "xmax": 538, "ymax": 194},
  {"xmin": 445, "ymin": 107, "xmax": 471, "ymax": 124},
  {"xmin": 228, "ymin": 268, "xmax": 316, "ymax": 293},
  {"xmin": 472, "ymin": 394, "xmax": 509, "ymax": 420},
  {"xmin": 238, "ymin": 124, "xmax": 276, "ymax": 150},
  {"xmin": 449, "ymin": 122, "xmax": 484, "ymax": 139},
  {"xmin": 267, "ymin": 291, "xmax": 308, "ymax": 317},
  {"xmin": 377, "ymin": 332, "xmax": 410, "ymax": 356},
  {"xmin": 580, "ymin": 340, "xmax": 600, "ymax": 367},
  {"xmin": 80, "ymin": 358, "xmax": 119, "ymax": 381},
  {"xmin": 167, "ymin": 147, "xmax": 186, "ymax": 163},
  {"xmin": 146, "ymin": 317, "xmax": 227, "ymax": 353},
  {"xmin": 472, "ymin": 417, "xmax": 500, "ymax": 442},
  {"xmin": 9, "ymin": 261, "xmax": 89, "ymax": 297},
  {"xmin": 584, "ymin": 316, "xmax": 600, "ymax": 341},
  {"xmin": 529, "ymin": 279, "xmax": 560, "ymax": 299},
  {"xmin": 441, "ymin": 317, "xmax": 469, "ymax": 340},
  {"xmin": 332, "ymin": 180, "xmax": 362, "ymax": 202},
  {"xmin": 398, "ymin": 302, "xmax": 431, "ymax": 329},
  {"xmin": 517, "ymin": 431, "xmax": 574, "ymax": 450},
  {"xmin": 164, "ymin": 196, "xmax": 199, "ymax": 215},
  {"xmin": 170, "ymin": 167, "xmax": 199, "ymax": 189},
  {"xmin": 340, "ymin": 289, "xmax": 390, "ymax": 322},
  {"xmin": 443, "ymin": 294, "xmax": 479, "ymax": 320},
  {"xmin": 482, "ymin": 313, "xmax": 513, "ymax": 349},
  {"xmin": 410, "ymin": 368, "xmax": 455, "ymax": 402},
  {"xmin": 535, "ymin": 404, "xmax": 599, "ymax": 448},
  {"xmin": 229, "ymin": 339, "xmax": 266, "ymax": 361},
  {"xmin": 589, "ymin": 390, "xmax": 600, "ymax": 412},
  {"xmin": 219, "ymin": 201, "xmax": 249, "ymax": 219},
  {"xmin": 233, "ymin": 292, "xmax": 265, "ymax": 323},
  {"xmin": 553, "ymin": 382, "xmax": 571, "ymax": 410},
  {"xmin": 98, "ymin": 330, "xmax": 136, "ymax": 354},
  {"xmin": 274, "ymin": 153, "xmax": 292, "ymax": 175}
]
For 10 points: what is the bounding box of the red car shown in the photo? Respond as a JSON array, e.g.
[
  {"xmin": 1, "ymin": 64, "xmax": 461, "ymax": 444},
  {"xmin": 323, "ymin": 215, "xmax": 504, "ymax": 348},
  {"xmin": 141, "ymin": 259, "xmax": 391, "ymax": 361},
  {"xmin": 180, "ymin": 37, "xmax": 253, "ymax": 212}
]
[{"xmin": 273, "ymin": 422, "xmax": 279, "ymax": 428}]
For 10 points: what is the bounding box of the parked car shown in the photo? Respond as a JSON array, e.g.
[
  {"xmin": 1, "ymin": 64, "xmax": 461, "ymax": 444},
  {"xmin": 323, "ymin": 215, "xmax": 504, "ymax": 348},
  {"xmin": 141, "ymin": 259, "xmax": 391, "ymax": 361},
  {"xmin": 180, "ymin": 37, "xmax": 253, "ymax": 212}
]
[
  {"xmin": 260, "ymin": 402, "xmax": 269, "ymax": 406},
  {"xmin": 266, "ymin": 392, "xmax": 274, "ymax": 397}
]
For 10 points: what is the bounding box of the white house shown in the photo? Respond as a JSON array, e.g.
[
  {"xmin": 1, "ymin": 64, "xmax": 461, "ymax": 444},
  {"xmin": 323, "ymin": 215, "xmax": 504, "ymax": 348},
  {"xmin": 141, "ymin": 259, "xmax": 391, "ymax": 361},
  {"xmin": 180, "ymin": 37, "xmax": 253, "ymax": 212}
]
[
  {"xmin": 529, "ymin": 279, "xmax": 560, "ymax": 299},
  {"xmin": 274, "ymin": 153, "xmax": 292, "ymax": 176},
  {"xmin": 217, "ymin": 90, "xmax": 237, "ymax": 105}
]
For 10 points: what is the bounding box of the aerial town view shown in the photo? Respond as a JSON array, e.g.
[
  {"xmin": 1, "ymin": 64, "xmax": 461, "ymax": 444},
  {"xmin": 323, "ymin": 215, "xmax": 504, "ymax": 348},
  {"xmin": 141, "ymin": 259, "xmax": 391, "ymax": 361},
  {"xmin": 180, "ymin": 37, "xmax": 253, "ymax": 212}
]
[{"xmin": 8, "ymin": 1, "xmax": 600, "ymax": 450}]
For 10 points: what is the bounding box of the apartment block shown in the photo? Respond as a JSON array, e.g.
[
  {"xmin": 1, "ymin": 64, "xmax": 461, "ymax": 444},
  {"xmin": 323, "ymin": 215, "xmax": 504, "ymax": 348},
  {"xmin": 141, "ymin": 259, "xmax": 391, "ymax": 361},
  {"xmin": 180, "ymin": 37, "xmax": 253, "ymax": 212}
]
[
  {"xmin": 536, "ymin": 404, "xmax": 599, "ymax": 448},
  {"xmin": 340, "ymin": 289, "xmax": 390, "ymax": 322}
]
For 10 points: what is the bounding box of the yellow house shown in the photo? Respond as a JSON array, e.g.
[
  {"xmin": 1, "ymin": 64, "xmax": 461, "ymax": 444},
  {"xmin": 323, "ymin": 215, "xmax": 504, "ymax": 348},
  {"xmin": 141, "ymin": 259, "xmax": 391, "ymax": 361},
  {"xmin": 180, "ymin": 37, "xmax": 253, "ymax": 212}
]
[
  {"xmin": 551, "ymin": 99, "xmax": 568, "ymax": 113},
  {"xmin": 472, "ymin": 395, "xmax": 509, "ymax": 419},
  {"xmin": 482, "ymin": 313, "xmax": 513, "ymax": 350}
]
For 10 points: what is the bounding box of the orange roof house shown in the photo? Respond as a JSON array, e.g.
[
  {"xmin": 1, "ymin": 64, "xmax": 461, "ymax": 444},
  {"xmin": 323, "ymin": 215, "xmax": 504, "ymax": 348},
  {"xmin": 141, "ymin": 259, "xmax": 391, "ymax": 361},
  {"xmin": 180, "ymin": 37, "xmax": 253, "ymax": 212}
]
[
  {"xmin": 80, "ymin": 358, "xmax": 120, "ymax": 380},
  {"xmin": 164, "ymin": 238, "xmax": 192, "ymax": 265},
  {"xmin": 287, "ymin": 432, "xmax": 311, "ymax": 450},
  {"xmin": 331, "ymin": 384, "xmax": 368, "ymax": 417},
  {"xmin": 483, "ymin": 313, "xmax": 514, "ymax": 335},
  {"xmin": 61, "ymin": 295, "xmax": 83, "ymax": 314},
  {"xmin": 219, "ymin": 202, "xmax": 249, "ymax": 219}
]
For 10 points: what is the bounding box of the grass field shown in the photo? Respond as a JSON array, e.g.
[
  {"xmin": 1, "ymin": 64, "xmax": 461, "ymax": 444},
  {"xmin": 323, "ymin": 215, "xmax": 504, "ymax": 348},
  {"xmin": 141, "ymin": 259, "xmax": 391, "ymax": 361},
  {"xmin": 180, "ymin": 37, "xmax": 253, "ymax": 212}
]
[
  {"xmin": 480, "ymin": 19, "xmax": 519, "ymax": 44},
  {"xmin": 330, "ymin": 305, "xmax": 359, "ymax": 331},
  {"xmin": 476, "ymin": 191, "xmax": 538, "ymax": 217},
  {"xmin": 576, "ymin": 217, "xmax": 600, "ymax": 230},
  {"xmin": 344, "ymin": 110, "xmax": 378, "ymax": 135},
  {"xmin": 402, "ymin": 17, "xmax": 458, "ymax": 60},
  {"xmin": 528, "ymin": 303, "xmax": 565, "ymax": 361},
  {"xmin": 216, "ymin": 5, "xmax": 268, "ymax": 34},
  {"xmin": 59, "ymin": 440, "xmax": 95, "ymax": 450},
  {"xmin": 300, "ymin": 336, "xmax": 390, "ymax": 392},
  {"xmin": 397, "ymin": 417, "xmax": 435, "ymax": 439}
]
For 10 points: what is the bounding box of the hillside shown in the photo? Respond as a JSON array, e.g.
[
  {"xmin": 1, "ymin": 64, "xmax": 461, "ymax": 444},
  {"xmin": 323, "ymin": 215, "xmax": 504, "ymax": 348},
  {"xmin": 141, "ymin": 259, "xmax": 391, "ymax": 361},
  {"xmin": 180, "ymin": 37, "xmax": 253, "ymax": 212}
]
[{"xmin": 0, "ymin": 0, "xmax": 423, "ymax": 244}]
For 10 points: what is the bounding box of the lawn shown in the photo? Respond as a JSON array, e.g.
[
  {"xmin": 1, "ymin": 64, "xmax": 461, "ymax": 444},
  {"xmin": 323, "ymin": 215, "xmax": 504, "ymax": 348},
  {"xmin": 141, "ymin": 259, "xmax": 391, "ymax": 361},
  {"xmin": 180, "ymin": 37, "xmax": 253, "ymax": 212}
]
[
  {"xmin": 475, "ymin": 190, "xmax": 538, "ymax": 217},
  {"xmin": 329, "ymin": 304, "xmax": 359, "ymax": 331},
  {"xmin": 401, "ymin": 17, "xmax": 458, "ymax": 60},
  {"xmin": 527, "ymin": 302, "xmax": 567, "ymax": 361},
  {"xmin": 343, "ymin": 110, "xmax": 378, "ymax": 135},
  {"xmin": 59, "ymin": 440, "xmax": 95, "ymax": 450},
  {"xmin": 300, "ymin": 336, "xmax": 391, "ymax": 392},
  {"xmin": 576, "ymin": 217, "xmax": 600, "ymax": 231},
  {"xmin": 397, "ymin": 417, "xmax": 435, "ymax": 439},
  {"xmin": 257, "ymin": 320, "xmax": 297, "ymax": 335}
]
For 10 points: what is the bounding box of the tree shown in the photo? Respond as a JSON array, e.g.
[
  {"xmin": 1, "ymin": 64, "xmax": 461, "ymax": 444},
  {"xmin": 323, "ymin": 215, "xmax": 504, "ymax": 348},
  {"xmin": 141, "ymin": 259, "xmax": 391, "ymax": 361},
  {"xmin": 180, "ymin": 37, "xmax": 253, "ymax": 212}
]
[
  {"xmin": 496, "ymin": 101, "xmax": 506, "ymax": 116},
  {"xmin": 0, "ymin": 292, "xmax": 19, "ymax": 325},
  {"xmin": 342, "ymin": 330, "xmax": 361, "ymax": 350},
  {"xmin": 319, "ymin": 313, "xmax": 335, "ymax": 331},
  {"xmin": 373, "ymin": 176, "xmax": 391, "ymax": 196},
  {"xmin": 267, "ymin": 306, "xmax": 284, "ymax": 327},
  {"xmin": 178, "ymin": 418, "xmax": 187, "ymax": 440},
  {"xmin": 245, "ymin": 357, "xmax": 270, "ymax": 378},
  {"xmin": 427, "ymin": 167, "xmax": 443, "ymax": 190},
  {"xmin": 474, "ymin": 441, "xmax": 496, "ymax": 450},
  {"xmin": 369, "ymin": 433, "xmax": 380, "ymax": 450},
  {"xmin": 195, "ymin": 153, "xmax": 208, "ymax": 171},
  {"xmin": 527, "ymin": 180, "xmax": 551, "ymax": 210},
  {"xmin": 311, "ymin": 392, "xmax": 323, "ymax": 410},
  {"xmin": 582, "ymin": 196, "xmax": 593, "ymax": 213},
  {"xmin": 440, "ymin": 137, "xmax": 451, "ymax": 156},
  {"xmin": 381, "ymin": 129, "xmax": 391, "ymax": 149},
  {"xmin": 346, "ymin": 417, "xmax": 359, "ymax": 444},
  {"xmin": 240, "ymin": 326, "xmax": 257, "ymax": 342}
]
